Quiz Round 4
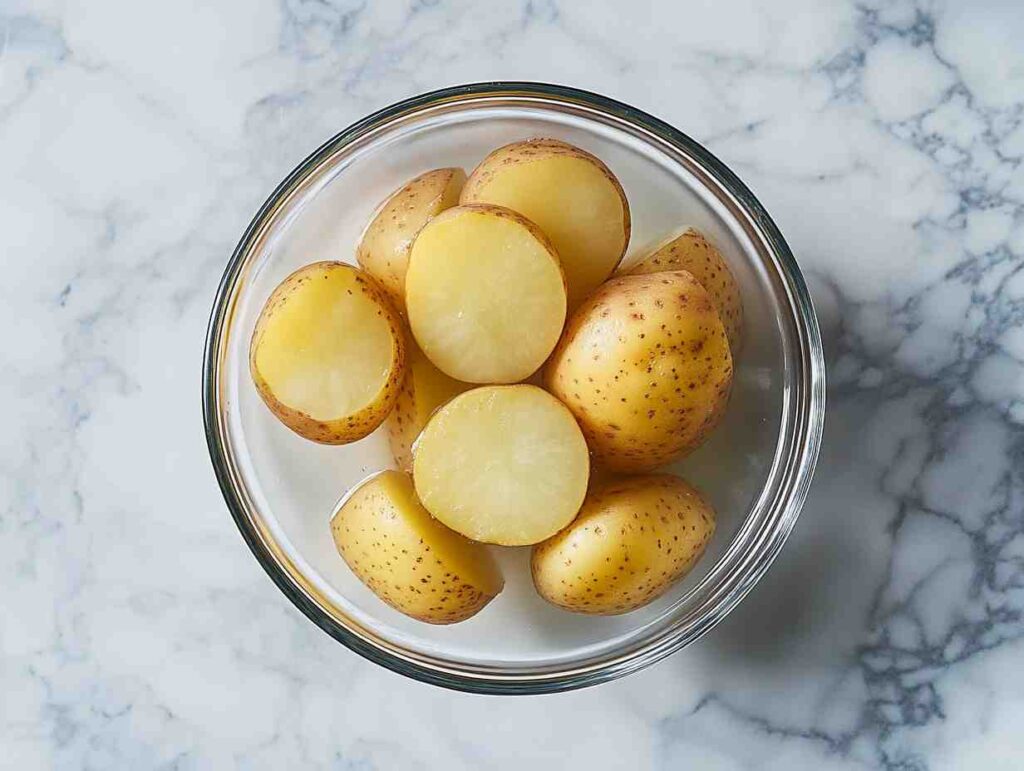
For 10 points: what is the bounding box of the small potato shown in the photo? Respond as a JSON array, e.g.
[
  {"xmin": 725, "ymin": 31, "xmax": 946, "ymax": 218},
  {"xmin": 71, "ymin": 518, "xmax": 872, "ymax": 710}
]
[
  {"xmin": 405, "ymin": 204, "xmax": 567, "ymax": 384},
  {"xmin": 387, "ymin": 337, "xmax": 471, "ymax": 472},
  {"xmin": 357, "ymin": 167, "xmax": 466, "ymax": 308},
  {"xmin": 250, "ymin": 262, "xmax": 405, "ymax": 444},
  {"xmin": 331, "ymin": 470, "xmax": 503, "ymax": 624},
  {"xmin": 531, "ymin": 474, "xmax": 715, "ymax": 615},
  {"xmin": 545, "ymin": 271, "xmax": 733, "ymax": 471},
  {"xmin": 461, "ymin": 138, "xmax": 630, "ymax": 308},
  {"xmin": 625, "ymin": 228, "xmax": 743, "ymax": 353},
  {"xmin": 413, "ymin": 385, "xmax": 590, "ymax": 546}
]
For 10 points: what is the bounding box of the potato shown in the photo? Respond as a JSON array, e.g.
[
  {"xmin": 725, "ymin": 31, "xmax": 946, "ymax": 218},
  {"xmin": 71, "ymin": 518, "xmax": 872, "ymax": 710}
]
[
  {"xmin": 331, "ymin": 470, "xmax": 503, "ymax": 624},
  {"xmin": 625, "ymin": 228, "xmax": 743, "ymax": 353},
  {"xmin": 531, "ymin": 474, "xmax": 715, "ymax": 615},
  {"xmin": 461, "ymin": 138, "xmax": 630, "ymax": 308},
  {"xmin": 545, "ymin": 271, "xmax": 733, "ymax": 471},
  {"xmin": 405, "ymin": 204, "xmax": 567, "ymax": 383},
  {"xmin": 356, "ymin": 167, "xmax": 465, "ymax": 308},
  {"xmin": 413, "ymin": 385, "xmax": 590, "ymax": 546},
  {"xmin": 250, "ymin": 262, "xmax": 406, "ymax": 444},
  {"xmin": 387, "ymin": 337, "xmax": 471, "ymax": 472}
]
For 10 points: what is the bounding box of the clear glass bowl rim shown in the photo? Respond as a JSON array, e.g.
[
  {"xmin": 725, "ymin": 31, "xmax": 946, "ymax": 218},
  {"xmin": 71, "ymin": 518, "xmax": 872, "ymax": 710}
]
[{"xmin": 202, "ymin": 81, "xmax": 826, "ymax": 694}]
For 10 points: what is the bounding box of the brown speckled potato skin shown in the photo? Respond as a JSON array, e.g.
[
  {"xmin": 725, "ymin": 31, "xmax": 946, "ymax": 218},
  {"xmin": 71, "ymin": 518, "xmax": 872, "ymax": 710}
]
[
  {"xmin": 331, "ymin": 471, "xmax": 503, "ymax": 624},
  {"xmin": 545, "ymin": 271, "xmax": 733, "ymax": 472},
  {"xmin": 625, "ymin": 228, "xmax": 744, "ymax": 354},
  {"xmin": 531, "ymin": 474, "xmax": 716, "ymax": 615},
  {"xmin": 249, "ymin": 262, "xmax": 406, "ymax": 444}
]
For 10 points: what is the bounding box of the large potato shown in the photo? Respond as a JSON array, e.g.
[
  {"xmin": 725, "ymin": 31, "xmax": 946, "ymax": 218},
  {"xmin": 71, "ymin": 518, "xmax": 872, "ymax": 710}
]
[
  {"xmin": 405, "ymin": 204, "xmax": 566, "ymax": 383},
  {"xmin": 250, "ymin": 262, "xmax": 405, "ymax": 444},
  {"xmin": 625, "ymin": 228, "xmax": 744, "ymax": 353},
  {"xmin": 331, "ymin": 470, "xmax": 503, "ymax": 624},
  {"xmin": 531, "ymin": 474, "xmax": 715, "ymax": 615},
  {"xmin": 545, "ymin": 271, "xmax": 733, "ymax": 471},
  {"xmin": 461, "ymin": 138, "xmax": 630, "ymax": 308},
  {"xmin": 356, "ymin": 167, "xmax": 465, "ymax": 308},
  {"xmin": 387, "ymin": 337, "xmax": 471, "ymax": 472},
  {"xmin": 413, "ymin": 385, "xmax": 590, "ymax": 546}
]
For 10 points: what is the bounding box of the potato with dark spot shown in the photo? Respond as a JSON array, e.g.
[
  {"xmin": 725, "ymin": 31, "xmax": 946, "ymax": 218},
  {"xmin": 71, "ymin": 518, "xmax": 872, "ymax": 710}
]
[
  {"xmin": 357, "ymin": 168, "xmax": 466, "ymax": 309},
  {"xmin": 624, "ymin": 227, "xmax": 744, "ymax": 354},
  {"xmin": 460, "ymin": 138, "xmax": 630, "ymax": 308},
  {"xmin": 387, "ymin": 337, "xmax": 471, "ymax": 472},
  {"xmin": 545, "ymin": 271, "xmax": 733, "ymax": 472},
  {"xmin": 331, "ymin": 470, "xmax": 503, "ymax": 624},
  {"xmin": 531, "ymin": 474, "xmax": 715, "ymax": 615},
  {"xmin": 250, "ymin": 262, "xmax": 406, "ymax": 444}
]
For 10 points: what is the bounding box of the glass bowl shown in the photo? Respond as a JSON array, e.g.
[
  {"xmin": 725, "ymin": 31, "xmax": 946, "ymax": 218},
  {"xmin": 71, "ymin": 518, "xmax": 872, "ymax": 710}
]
[{"xmin": 203, "ymin": 82, "xmax": 825, "ymax": 694}]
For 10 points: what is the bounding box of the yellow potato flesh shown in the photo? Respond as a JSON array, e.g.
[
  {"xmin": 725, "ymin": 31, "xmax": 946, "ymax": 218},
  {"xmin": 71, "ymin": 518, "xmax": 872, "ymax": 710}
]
[
  {"xmin": 250, "ymin": 262, "xmax": 404, "ymax": 443},
  {"xmin": 546, "ymin": 271, "xmax": 733, "ymax": 471},
  {"xmin": 387, "ymin": 338, "xmax": 470, "ymax": 472},
  {"xmin": 531, "ymin": 474, "xmax": 716, "ymax": 615},
  {"xmin": 331, "ymin": 470, "xmax": 503, "ymax": 624},
  {"xmin": 405, "ymin": 205, "xmax": 567, "ymax": 383},
  {"xmin": 357, "ymin": 168, "xmax": 465, "ymax": 308},
  {"xmin": 413, "ymin": 385, "xmax": 590, "ymax": 546},
  {"xmin": 626, "ymin": 228, "xmax": 744, "ymax": 353},
  {"xmin": 461, "ymin": 139, "xmax": 629, "ymax": 308}
]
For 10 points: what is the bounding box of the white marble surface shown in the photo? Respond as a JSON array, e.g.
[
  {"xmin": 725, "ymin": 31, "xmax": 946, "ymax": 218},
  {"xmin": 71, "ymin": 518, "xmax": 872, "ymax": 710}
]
[{"xmin": 2, "ymin": 0, "xmax": 1023, "ymax": 768}]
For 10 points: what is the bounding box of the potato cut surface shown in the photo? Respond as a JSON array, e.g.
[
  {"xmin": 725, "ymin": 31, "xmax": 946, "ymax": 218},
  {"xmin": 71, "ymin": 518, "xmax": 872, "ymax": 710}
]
[
  {"xmin": 413, "ymin": 385, "xmax": 590, "ymax": 546},
  {"xmin": 405, "ymin": 204, "xmax": 566, "ymax": 383},
  {"xmin": 461, "ymin": 138, "xmax": 630, "ymax": 308},
  {"xmin": 356, "ymin": 167, "xmax": 465, "ymax": 309},
  {"xmin": 546, "ymin": 271, "xmax": 733, "ymax": 471},
  {"xmin": 250, "ymin": 262, "xmax": 405, "ymax": 444},
  {"xmin": 626, "ymin": 227, "xmax": 744, "ymax": 353},
  {"xmin": 387, "ymin": 337, "xmax": 471, "ymax": 472},
  {"xmin": 331, "ymin": 470, "xmax": 503, "ymax": 624},
  {"xmin": 531, "ymin": 474, "xmax": 716, "ymax": 614}
]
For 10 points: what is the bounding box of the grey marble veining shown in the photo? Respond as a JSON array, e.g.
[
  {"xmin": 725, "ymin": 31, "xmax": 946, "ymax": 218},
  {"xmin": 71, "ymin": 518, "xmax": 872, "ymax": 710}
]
[{"xmin": 1, "ymin": 1, "xmax": 1022, "ymax": 768}]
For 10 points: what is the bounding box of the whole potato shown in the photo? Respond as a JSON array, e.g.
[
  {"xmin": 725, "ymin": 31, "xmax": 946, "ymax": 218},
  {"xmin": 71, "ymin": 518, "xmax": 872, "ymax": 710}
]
[
  {"xmin": 331, "ymin": 470, "xmax": 503, "ymax": 624},
  {"xmin": 250, "ymin": 262, "xmax": 406, "ymax": 444},
  {"xmin": 545, "ymin": 271, "xmax": 732, "ymax": 471},
  {"xmin": 531, "ymin": 474, "xmax": 715, "ymax": 615},
  {"xmin": 357, "ymin": 167, "xmax": 465, "ymax": 309},
  {"xmin": 624, "ymin": 227, "xmax": 744, "ymax": 354}
]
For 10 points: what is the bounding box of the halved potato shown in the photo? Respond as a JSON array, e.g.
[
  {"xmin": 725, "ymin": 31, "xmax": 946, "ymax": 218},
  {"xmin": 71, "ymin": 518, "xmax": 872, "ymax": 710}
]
[
  {"xmin": 531, "ymin": 474, "xmax": 715, "ymax": 615},
  {"xmin": 331, "ymin": 470, "xmax": 503, "ymax": 624},
  {"xmin": 405, "ymin": 204, "xmax": 567, "ymax": 383},
  {"xmin": 461, "ymin": 138, "xmax": 630, "ymax": 307},
  {"xmin": 625, "ymin": 227, "xmax": 743, "ymax": 353},
  {"xmin": 357, "ymin": 167, "xmax": 466, "ymax": 308},
  {"xmin": 413, "ymin": 385, "xmax": 590, "ymax": 546},
  {"xmin": 250, "ymin": 262, "xmax": 405, "ymax": 444},
  {"xmin": 545, "ymin": 271, "xmax": 733, "ymax": 471},
  {"xmin": 387, "ymin": 337, "xmax": 471, "ymax": 472}
]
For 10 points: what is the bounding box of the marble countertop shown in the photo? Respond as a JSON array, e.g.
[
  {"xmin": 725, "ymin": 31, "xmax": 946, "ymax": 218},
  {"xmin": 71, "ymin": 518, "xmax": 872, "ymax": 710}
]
[{"xmin": 3, "ymin": 0, "xmax": 1023, "ymax": 768}]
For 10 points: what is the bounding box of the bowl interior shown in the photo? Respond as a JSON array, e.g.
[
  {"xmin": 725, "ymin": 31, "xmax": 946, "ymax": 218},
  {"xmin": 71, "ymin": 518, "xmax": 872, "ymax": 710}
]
[{"xmin": 215, "ymin": 95, "xmax": 797, "ymax": 674}]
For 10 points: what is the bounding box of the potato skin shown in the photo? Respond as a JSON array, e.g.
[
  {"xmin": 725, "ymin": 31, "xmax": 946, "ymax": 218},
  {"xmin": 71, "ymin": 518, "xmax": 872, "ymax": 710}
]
[
  {"xmin": 249, "ymin": 262, "xmax": 406, "ymax": 444},
  {"xmin": 356, "ymin": 168, "xmax": 465, "ymax": 309},
  {"xmin": 624, "ymin": 228, "xmax": 743, "ymax": 354},
  {"xmin": 331, "ymin": 471, "xmax": 503, "ymax": 624},
  {"xmin": 531, "ymin": 474, "xmax": 715, "ymax": 615},
  {"xmin": 545, "ymin": 271, "xmax": 733, "ymax": 471}
]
